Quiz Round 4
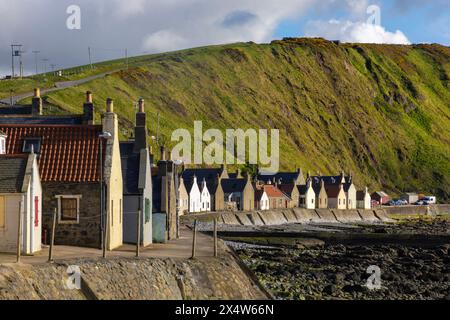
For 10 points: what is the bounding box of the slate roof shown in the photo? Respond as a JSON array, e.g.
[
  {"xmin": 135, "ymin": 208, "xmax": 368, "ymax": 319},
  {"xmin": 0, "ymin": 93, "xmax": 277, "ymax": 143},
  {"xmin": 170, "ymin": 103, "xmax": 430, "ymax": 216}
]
[
  {"xmin": 258, "ymin": 172, "xmax": 299, "ymax": 184},
  {"xmin": 221, "ymin": 178, "xmax": 247, "ymax": 193},
  {"xmin": 120, "ymin": 142, "xmax": 141, "ymax": 195},
  {"xmin": 182, "ymin": 168, "xmax": 222, "ymax": 194},
  {"xmin": 0, "ymin": 116, "xmax": 84, "ymax": 125},
  {"xmin": 0, "ymin": 124, "xmax": 104, "ymax": 182},
  {"xmin": 356, "ymin": 191, "xmax": 366, "ymax": 201},
  {"xmin": 0, "ymin": 155, "xmax": 28, "ymax": 193},
  {"xmin": 278, "ymin": 184, "xmax": 295, "ymax": 197},
  {"xmin": 325, "ymin": 185, "xmax": 343, "ymax": 198},
  {"xmin": 0, "ymin": 105, "xmax": 32, "ymax": 115}
]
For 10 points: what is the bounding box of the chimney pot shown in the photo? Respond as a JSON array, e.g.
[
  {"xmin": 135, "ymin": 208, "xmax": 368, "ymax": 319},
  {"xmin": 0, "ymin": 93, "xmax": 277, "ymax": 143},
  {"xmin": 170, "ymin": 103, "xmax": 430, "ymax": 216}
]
[
  {"xmin": 34, "ymin": 88, "xmax": 40, "ymax": 98},
  {"xmin": 160, "ymin": 146, "xmax": 166, "ymax": 161},
  {"xmin": 106, "ymin": 98, "xmax": 114, "ymax": 113},
  {"xmin": 86, "ymin": 91, "xmax": 93, "ymax": 103},
  {"xmin": 138, "ymin": 98, "xmax": 145, "ymax": 113}
]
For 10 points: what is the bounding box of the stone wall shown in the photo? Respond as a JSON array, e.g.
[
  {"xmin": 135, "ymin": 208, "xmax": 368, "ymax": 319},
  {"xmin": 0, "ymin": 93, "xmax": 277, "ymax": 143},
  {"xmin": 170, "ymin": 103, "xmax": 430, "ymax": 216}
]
[
  {"xmin": 42, "ymin": 182, "xmax": 101, "ymax": 249},
  {"xmin": 182, "ymin": 208, "xmax": 394, "ymax": 226},
  {"xmin": 0, "ymin": 254, "xmax": 267, "ymax": 300}
]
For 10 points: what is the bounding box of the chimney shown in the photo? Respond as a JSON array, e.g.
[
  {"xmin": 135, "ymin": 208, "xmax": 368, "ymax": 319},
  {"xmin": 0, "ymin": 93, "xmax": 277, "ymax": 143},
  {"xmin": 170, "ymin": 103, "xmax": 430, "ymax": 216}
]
[
  {"xmin": 133, "ymin": 98, "xmax": 147, "ymax": 153},
  {"xmin": 237, "ymin": 168, "xmax": 242, "ymax": 179},
  {"xmin": 149, "ymin": 145, "xmax": 155, "ymax": 166},
  {"xmin": 106, "ymin": 98, "xmax": 114, "ymax": 113},
  {"xmin": 160, "ymin": 145, "xmax": 166, "ymax": 161},
  {"xmin": 31, "ymin": 88, "xmax": 43, "ymax": 115},
  {"xmin": 83, "ymin": 91, "xmax": 95, "ymax": 125}
]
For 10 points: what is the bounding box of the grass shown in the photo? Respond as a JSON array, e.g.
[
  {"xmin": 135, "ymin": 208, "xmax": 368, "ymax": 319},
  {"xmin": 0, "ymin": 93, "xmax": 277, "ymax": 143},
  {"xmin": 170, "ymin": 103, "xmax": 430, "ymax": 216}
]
[{"xmin": 5, "ymin": 38, "xmax": 450, "ymax": 199}]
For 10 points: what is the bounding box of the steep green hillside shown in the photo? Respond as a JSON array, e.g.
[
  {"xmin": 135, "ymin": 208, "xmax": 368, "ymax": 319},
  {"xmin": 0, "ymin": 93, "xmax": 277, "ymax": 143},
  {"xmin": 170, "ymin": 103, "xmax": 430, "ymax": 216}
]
[{"xmin": 19, "ymin": 38, "xmax": 450, "ymax": 199}]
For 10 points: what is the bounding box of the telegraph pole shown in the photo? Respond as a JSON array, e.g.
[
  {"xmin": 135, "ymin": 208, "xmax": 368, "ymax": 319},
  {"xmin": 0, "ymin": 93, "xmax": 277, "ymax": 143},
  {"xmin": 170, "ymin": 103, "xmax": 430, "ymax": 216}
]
[
  {"xmin": 42, "ymin": 58, "xmax": 49, "ymax": 74},
  {"xmin": 32, "ymin": 51, "xmax": 40, "ymax": 75},
  {"xmin": 88, "ymin": 47, "xmax": 93, "ymax": 69},
  {"xmin": 11, "ymin": 44, "xmax": 22, "ymax": 78}
]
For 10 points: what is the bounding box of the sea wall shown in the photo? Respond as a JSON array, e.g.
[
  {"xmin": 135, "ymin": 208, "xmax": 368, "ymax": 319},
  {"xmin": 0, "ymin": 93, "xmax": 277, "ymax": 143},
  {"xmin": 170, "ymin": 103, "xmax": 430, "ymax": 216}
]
[
  {"xmin": 0, "ymin": 254, "xmax": 268, "ymax": 300},
  {"xmin": 182, "ymin": 208, "xmax": 392, "ymax": 226}
]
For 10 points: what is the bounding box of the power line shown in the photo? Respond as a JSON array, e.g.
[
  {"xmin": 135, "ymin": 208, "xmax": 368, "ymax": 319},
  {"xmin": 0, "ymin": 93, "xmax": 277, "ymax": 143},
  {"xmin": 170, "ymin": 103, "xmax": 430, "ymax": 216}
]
[{"xmin": 32, "ymin": 50, "xmax": 40, "ymax": 75}]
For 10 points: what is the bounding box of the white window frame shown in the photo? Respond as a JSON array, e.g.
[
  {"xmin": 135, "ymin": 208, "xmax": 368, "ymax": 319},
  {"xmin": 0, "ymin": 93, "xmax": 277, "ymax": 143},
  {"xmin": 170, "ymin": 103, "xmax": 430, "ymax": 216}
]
[
  {"xmin": 0, "ymin": 138, "xmax": 5, "ymax": 154},
  {"xmin": 56, "ymin": 195, "xmax": 82, "ymax": 224}
]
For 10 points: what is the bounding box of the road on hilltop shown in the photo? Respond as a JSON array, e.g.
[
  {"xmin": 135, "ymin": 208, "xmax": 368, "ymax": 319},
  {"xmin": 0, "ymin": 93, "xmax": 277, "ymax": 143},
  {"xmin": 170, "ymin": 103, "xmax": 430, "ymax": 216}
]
[{"xmin": 0, "ymin": 69, "xmax": 121, "ymax": 105}]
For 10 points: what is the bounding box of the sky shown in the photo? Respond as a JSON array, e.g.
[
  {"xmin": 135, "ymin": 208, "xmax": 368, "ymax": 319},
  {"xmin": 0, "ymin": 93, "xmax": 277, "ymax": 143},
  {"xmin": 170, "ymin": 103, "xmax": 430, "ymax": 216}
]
[{"xmin": 0, "ymin": 0, "xmax": 449, "ymax": 76}]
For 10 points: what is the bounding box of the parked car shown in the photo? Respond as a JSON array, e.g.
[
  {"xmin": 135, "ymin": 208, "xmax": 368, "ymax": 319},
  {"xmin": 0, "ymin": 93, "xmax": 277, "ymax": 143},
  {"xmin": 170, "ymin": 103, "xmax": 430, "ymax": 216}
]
[
  {"xmin": 371, "ymin": 200, "xmax": 380, "ymax": 207},
  {"xmin": 422, "ymin": 196, "xmax": 436, "ymax": 204},
  {"xmin": 414, "ymin": 200, "xmax": 425, "ymax": 205}
]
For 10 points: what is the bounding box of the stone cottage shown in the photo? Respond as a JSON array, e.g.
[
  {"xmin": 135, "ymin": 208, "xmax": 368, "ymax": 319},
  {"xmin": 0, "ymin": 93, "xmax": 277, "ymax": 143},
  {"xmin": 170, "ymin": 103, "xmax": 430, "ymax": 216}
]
[
  {"xmin": 325, "ymin": 184, "xmax": 347, "ymax": 210},
  {"xmin": 0, "ymin": 91, "xmax": 124, "ymax": 250},
  {"xmin": 0, "ymin": 153, "xmax": 42, "ymax": 254},
  {"xmin": 357, "ymin": 187, "xmax": 372, "ymax": 209},
  {"xmin": 221, "ymin": 175, "xmax": 255, "ymax": 211},
  {"xmin": 120, "ymin": 99, "xmax": 152, "ymax": 246}
]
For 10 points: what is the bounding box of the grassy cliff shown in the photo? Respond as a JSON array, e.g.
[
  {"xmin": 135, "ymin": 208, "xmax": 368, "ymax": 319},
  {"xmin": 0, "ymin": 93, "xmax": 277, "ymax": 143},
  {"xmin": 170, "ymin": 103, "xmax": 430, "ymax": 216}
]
[{"xmin": 17, "ymin": 38, "xmax": 450, "ymax": 199}]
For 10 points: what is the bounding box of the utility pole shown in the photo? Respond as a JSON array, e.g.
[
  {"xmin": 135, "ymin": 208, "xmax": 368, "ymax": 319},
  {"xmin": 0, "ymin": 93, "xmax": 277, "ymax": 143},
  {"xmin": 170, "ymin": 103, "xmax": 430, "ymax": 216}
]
[
  {"xmin": 32, "ymin": 51, "xmax": 40, "ymax": 75},
  {"xmin": 156, "ymin": 112, "xmax": 160, "ymax": 146},
  {"xmin": 42, "ymin": 58, "xmax": 49, "ymax": 74},
  {"xmin": 50, "ymin": 64, "xmax": 56, "ymax": 74},
  {"xmin": 11, "ymin": 44, "xmax": 22, "ymax": 78},
  {"xmin": 88, "ymin": 47, "xmax": 93, "ymax": 69}
]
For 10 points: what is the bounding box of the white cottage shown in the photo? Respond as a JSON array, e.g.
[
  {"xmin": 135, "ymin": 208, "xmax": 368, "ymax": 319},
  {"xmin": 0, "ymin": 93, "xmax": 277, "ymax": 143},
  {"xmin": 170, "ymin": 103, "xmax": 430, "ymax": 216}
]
[
  {"xmin": 255, "ymin": 189, "xmax": 270, "ymax": 210},
  {"xmin": 344, "ymin": 182, "xmax": 357, "ymax": 209},
  {"xmin": 0, "ymin": 153, "xmax": 42, "ymax": 254},
  {"xmin": 188, "ymin": 176, "xmax": 201, "ymax": 213},
  {"xmin": 298, "ymin": 179, "xmax": 316, "ymax": 209},
  {"xmin": 200, "ymin": 178, "xmax": 211, "ymax": 212}
]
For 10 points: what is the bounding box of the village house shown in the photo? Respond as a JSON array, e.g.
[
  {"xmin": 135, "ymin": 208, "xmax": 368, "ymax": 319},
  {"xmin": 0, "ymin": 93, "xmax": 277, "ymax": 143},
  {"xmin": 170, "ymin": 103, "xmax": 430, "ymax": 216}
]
[
  {"xmin": 254, "ymin": 188, "xmax": 269, "ymax": 210},
  {"xmin": 298, "ymin": 179, "xmax": 316, "ymax": 209},
  {"xmin": 357, "ymin": 187, "xmax": 372, "ymax": 209},
  {"xmin": 312, "ymin": 178, "xmax": 328, "ymax": 209},
  {"xmin": 199, "ymin": 178, "xmax": 211, "ymax": 212},
  {"xmin": 221, "ymin": 175, "xmax": 255, "ymax": 211},
  {"xmin": 0, "ymin": 153, "xmax": 42, "ymax": 254},
  {"xmin": 261, "ymin": 183, "xmax": 290, "ymax": 209},
  {"xmin": 120, "ymin": 99, "xmax": 152, "ymax": 246},
  {"xmin": 278, "ymin": 182, "xmax": 300, "ymax": 208},
  {"xmin": 178, "ymin": 176, "xmax": 189, "ymax": 215},
  {"xmin": 0, "ymin": 90, "xmax": 124, "ymax": 250},
  {"xmin": 181, "ymin": 166, "xmax": 228, "ymax": 212},
  {"xmin": 325, "ymin": 183, "xmax": 347, "ymax": 210},
  {"xmin": 344, "ymin": 180, "xmax": 357, "ymax": 209},
  {"xmin": 152, "ymin": 147, "xmax": 180, "ymax": 241},
  {"xmin": 371, "ymin": 191, "xmax": 390, "ymax": 205}
]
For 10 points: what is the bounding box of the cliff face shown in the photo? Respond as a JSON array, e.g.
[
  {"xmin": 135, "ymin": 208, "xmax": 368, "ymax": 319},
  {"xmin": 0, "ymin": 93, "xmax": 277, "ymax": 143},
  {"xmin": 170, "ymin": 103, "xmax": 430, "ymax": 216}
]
[{"xmin": 42, "ymin": 38, "xmax": 450, "ymax": 199}]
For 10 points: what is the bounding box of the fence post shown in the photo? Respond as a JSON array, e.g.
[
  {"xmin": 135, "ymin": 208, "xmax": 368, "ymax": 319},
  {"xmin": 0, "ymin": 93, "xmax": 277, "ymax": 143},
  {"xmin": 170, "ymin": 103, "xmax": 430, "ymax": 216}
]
[
  {"xmin": 191, "ymin": 220, "xmax": 198, "ymax": 259},
  {"xmin": 16, "ymin": 201, "xmax": 23, "ymax": 263},
  {"xmin": 136, "ymin": 209, "xmax": 141, "ymax": 257},
  {"xmin": 213, "ymin": 218, "xmax": 218, "ymax": 258},
  {"xmin": 48, "ymin": 208, "xmax": 57, "ymax": 262}
]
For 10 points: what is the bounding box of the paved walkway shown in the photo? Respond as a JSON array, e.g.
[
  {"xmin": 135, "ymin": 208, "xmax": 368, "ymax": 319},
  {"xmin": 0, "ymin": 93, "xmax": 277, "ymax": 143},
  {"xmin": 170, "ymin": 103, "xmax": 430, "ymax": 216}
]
[{"xmin": 0, "ymin": 226, "xmax": 220, "ymax": 265}]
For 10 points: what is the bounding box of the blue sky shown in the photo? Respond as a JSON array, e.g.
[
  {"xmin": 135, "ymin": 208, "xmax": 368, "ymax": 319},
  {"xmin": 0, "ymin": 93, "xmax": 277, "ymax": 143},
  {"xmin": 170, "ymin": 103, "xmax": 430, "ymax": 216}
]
[
  {"xmin": 0, "ymin": 0, "xmax": 448, "ymax": 76},
  {"xmin": 276, "ymin": 0, "xmax": 450, "ymax": 45}
]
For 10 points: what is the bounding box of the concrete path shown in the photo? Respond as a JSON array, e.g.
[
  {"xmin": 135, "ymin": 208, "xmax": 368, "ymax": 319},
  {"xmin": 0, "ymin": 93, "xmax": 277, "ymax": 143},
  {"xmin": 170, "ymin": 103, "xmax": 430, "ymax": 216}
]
[
  {"xmin": 0, "ymin": 226, "xmax": 218, "ymax": 265},
  {"xmin": 0, "ymin": 69, "xmax": 121, "ymax": 105}
]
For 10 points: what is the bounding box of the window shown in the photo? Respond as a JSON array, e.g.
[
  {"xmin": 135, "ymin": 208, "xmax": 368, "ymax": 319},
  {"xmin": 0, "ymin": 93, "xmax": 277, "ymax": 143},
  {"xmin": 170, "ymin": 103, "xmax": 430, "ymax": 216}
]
[
  {"xmin": 22, "ymin": 138, "xmax": 42, "ymax": 154},
  {"xmin": 61, "ymin": 199, "xmax": 78, "ymax": 221},
  {"xmin": 34, "ymin": 196, "xmax": 39, "ymax": 227},
  {"xmin": 311, "ymin": 198, "xmax": 314, "ymax": 204},
  {"xmin": 0, "ymin": 196, "xmax": 5, "ymax": 228},
  {"xmin": 57, "ymin": 195, "xmax": 81, "ymax": 224},
  {"xmin": 0, "ymin": 137, "xmax": 5, "ymax": 155}
]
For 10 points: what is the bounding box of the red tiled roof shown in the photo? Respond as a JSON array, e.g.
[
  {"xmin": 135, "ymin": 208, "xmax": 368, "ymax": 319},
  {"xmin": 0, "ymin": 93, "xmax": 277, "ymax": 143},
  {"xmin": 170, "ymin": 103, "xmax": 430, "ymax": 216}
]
[
  {"xmin": 0, "ymin": 124, "xmax": 103, "ymax": 183},
  {"xmin": 263, "ymin": 185, "xmax": 287, "ymax": 198}
]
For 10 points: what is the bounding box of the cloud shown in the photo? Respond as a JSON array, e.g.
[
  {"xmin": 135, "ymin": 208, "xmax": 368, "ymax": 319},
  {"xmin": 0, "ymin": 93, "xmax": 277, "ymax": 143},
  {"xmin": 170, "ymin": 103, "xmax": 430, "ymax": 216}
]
[
  {"xmin": 0, "ymin": 0, "xmax": 316, "ymax": 75},
  {"xmin": 142, "ymin": 30, "xmax": 188, "ymax": 52},
  {"xmin": 306, "ymin": 19, "xmax": 410, "ymax": 44}
]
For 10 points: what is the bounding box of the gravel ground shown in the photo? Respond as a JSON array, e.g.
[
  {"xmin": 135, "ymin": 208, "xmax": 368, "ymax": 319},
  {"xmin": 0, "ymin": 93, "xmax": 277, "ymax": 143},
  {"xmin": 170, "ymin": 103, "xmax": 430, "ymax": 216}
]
[{"xmin": 235, "ymin": 219, "xmax": 450, "ymax": 300}]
